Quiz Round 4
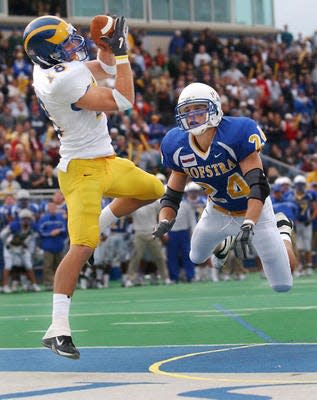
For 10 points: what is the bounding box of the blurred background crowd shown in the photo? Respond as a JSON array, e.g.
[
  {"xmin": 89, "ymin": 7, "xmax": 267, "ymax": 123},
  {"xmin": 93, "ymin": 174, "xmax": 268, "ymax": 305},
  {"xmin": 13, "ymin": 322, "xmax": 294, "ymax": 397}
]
[{"xmin": 0, "ymin": 20, "xmax": 317, "ymax": 293}]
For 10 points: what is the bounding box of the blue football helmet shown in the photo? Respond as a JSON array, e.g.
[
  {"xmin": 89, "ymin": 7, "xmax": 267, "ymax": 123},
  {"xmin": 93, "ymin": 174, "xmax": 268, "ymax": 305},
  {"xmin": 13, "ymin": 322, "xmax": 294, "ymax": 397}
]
[
  {"xmin": 175, "ymin": 82, "xmax": 223, "ymax": 136},
  {"xmin": 23, "ymin": 15, "xmax": 88, "ymax": 68}
]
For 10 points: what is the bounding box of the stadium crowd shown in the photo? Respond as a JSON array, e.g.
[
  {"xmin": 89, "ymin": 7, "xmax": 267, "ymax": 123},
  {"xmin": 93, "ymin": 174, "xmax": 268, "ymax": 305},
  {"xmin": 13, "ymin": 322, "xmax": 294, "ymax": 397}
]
[{"xmin": 0, "ymin": 20, "xmax": 317, "ymax": 293}]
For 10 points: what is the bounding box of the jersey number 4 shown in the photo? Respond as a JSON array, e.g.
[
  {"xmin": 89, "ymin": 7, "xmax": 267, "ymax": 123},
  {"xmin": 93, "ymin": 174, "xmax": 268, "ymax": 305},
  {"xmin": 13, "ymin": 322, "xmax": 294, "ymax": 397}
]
[{"xmin": 198, "ymin": 172, "xmax": 249, "ymax": 203}]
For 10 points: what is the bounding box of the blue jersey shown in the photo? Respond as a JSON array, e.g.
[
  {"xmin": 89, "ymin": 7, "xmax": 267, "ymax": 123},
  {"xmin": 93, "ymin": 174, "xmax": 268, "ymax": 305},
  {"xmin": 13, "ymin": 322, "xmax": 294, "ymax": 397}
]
[
  {"xmin": 161, "ymin": 116, "xmax": 266, "ymax": 212},
  {"xmin": 271, "ymin": 197, "xmax": 299, "ymax": 222},
  {"xmin": 110, "ymin": 216, "xmax": 131, "ymax": 234},
  {"xmin": 285, "ymin": 190, "xmax": 315, "ymax": 223}
]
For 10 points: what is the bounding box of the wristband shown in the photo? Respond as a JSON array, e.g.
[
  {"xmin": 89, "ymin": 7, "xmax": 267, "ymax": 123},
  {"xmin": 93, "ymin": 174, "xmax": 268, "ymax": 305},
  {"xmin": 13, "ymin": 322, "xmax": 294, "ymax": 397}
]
[
  {"xmin": 115, "ymin": 55, "xmax": 129, "ymax": 64},
  {"xmin": 97, "ymin": 54, "xmax": 116, "ymax": 75},
  {"xmin": 242, "ymin": 219, "xmax": 255, "ymax": 226}
]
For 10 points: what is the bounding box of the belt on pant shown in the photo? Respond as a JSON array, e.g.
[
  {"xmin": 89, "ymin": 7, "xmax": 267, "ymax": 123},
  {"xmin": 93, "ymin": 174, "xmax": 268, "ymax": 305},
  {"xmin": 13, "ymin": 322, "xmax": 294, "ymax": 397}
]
[{"xmin": 213, "ymin": 203, "xmax": 246, "ymax": 217}]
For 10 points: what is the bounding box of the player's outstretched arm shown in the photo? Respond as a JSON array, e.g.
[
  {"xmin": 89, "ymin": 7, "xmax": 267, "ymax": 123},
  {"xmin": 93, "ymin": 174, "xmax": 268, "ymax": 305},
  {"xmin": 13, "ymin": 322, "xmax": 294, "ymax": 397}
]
[
  {"xmin": 153, "ymin": 171, "xmax": 187, "ymax": 239},
  {"xmin": 233, "ymin": 151, "xmax": 270, "ymax": 259},
  {"xmin": 85, "ymin": 48, "xmax": 116, "ymax": 80},
  {"xmin": 76, "ymin": 16, "xmax": 134, "ymax": 113}
]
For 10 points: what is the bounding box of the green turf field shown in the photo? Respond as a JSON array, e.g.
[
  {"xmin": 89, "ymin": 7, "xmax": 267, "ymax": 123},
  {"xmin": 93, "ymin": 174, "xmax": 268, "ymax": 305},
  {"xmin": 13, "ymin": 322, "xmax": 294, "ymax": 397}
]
[{"xmin": 1, "ymin": 272, "xmax": 316, "ymax": 349}]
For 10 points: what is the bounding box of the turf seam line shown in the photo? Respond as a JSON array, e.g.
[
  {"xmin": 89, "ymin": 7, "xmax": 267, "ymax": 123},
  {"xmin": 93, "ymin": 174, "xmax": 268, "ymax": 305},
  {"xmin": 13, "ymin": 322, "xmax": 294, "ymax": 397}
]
[{"xmin": 213, "ymin": 303, "xmax": 276, "ymax": 343}]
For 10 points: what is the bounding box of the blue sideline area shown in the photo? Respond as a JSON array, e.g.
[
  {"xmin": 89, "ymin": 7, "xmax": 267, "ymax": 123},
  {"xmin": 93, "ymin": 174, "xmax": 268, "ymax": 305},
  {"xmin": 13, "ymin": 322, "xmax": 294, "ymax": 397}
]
[{"xmin": 1, "ymin": 344, "xmax": 317, "ymax": 373}]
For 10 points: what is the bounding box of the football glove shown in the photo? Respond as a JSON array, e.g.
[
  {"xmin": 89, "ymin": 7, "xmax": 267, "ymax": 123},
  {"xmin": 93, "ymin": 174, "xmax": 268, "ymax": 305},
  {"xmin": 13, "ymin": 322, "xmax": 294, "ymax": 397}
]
[
  {"xmin": 233, "ymin": 220, "xmax": 256, "ymax": 259},
  {"xmin": 152, "ymin": 219, "xmax": 175, "ymax": 239},
  {"xmin": 100, "ymin": 16, "xmax": 128, "ymax": 56}
]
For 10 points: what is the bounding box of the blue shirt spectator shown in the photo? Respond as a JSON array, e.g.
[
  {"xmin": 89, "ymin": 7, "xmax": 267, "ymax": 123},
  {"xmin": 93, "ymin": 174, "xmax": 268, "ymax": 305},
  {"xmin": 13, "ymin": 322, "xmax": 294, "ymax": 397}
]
[{"xmin": 38, "ymin": 202, "xmax": 67, "ymax": 253}]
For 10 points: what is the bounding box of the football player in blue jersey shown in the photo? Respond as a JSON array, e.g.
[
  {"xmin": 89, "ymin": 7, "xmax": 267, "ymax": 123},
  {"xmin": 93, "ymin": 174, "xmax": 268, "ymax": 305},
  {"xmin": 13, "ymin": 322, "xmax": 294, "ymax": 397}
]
[{"xmin": 153, "ymin": 82, "xmax": 296, "ymax": 292}]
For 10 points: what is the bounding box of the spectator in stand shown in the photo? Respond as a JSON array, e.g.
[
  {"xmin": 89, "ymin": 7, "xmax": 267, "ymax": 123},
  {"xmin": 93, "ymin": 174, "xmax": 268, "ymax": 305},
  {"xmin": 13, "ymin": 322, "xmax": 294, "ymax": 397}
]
[
  {"xmin": 7, "ymin": 30, "xmax": 23, "ymax": 57},
  {"xmin": 0, "ymin": 169, "xmax": 21, "ymax": 194},
  {"xmin": 0, "ymin": 105, "xmax": 15, "ymax": 130},
  {"xmin": 280, "ymin": 25, "xmax": 293, "ymax": 48},
  {"xmin": 193, "ymin": 44, "xmax": 212, "ymax": 69},
  {"xmin": 12, "ymin": 50, "xmax": 32, "ymax": 79},
  {"xmin": 42, "ymin": 164, "xmax": 59, "ymax": 190},
  {"xmin": 133, "ymin": 92, "xmax": 151, "ymax": 118},
  {"xmin": 29, "ymin": 161, "xmax": 45, "ymax": 189},
  {"xmin": 182, "ymin": 42, "xmax": 195, "ymax": 65},
  {"xmin": 168, "ymin": 30, "xmax": 185, "ymax": 56},
  {"xmin": 156, "ymin": 85, "xmax": 175, "ymax": 127},
  {"xmin": 131, "ymin": 47, "xmax": 146, "ymax": 73},
  {"xmin": 147, "ymin": 59, "xmax": 163, "ymax": 80},
  {"xmin": 306, "ymin": 155, "xmax": 317, "ymax": 185},
  {"xmin": 38, "ymin": 202, "xmax": 67, "ymax": 290},
  {"xmin": 29, "ymin": 103, "xmax": 47, "ymax": 137},
  {"xmin": 10, "ymin": 98, "xmax": 29, "ymax": 122},
  {"xmin": 50, "ymin": 190, "xmax": 67, "ymax": 217},
  {"xmin": 282, "ymin": 113, "xmax": 300, "ymax": 142},
  {"xmin": 222, "ymin": 62, "xmax": 245, "ymax": 83},
  {"xmin": 114, "ymin": 135, "xmax": 129, "ymax": 158},
  {"xmin": 293, "ymin": 89, "xmax": 314, "ymax": 123},
  {"xmin": 148, "ymin": 114, "xmax": 166, "ymax": 145},
  {"xmin": 153, "ymin": 47, "xmax": 167, "ymax": 68}
]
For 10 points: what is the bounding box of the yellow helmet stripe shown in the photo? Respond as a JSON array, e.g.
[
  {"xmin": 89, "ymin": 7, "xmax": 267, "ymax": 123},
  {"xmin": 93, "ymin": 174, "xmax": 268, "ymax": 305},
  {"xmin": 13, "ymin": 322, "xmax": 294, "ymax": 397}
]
[{"xmin": 24, "ymin": 20, "xmax": 69, "ymax": 52}]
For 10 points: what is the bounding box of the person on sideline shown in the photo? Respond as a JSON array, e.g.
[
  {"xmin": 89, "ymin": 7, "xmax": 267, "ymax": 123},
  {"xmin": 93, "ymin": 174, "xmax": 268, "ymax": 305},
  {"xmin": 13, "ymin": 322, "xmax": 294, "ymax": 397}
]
[
  {"xmin": 23, "ymin": 15, "xmax": 164, "ymax": 359},
  {"xmin": 153, "ymin": 82, "xmax": 296, "ymax": 294}
]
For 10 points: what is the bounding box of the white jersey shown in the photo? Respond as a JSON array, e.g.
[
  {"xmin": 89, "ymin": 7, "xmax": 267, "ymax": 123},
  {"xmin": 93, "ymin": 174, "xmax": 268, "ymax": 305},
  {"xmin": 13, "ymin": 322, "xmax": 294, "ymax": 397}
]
[{"xmin": 33, "ymin": 62, "xmax": 115, "ymax": 172}]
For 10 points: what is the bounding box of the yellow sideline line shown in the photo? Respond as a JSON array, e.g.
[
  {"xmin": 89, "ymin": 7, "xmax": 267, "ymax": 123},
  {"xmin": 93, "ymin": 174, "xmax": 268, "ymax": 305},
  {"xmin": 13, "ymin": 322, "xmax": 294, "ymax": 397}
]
[{"xmin": 149, "ymin": 344, "xmax": 317, "ymax": 384}]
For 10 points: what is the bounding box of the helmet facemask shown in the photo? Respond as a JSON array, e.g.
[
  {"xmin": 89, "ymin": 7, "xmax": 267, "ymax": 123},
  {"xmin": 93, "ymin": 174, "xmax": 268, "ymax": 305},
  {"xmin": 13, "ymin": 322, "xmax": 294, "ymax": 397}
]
[
  {"xmin": 176, "ymin": 98, "xmax": 222, "ymax": 136},
  {"xmin": 52, "ymin": 26, "xmax": 88, "ymax": 64}
]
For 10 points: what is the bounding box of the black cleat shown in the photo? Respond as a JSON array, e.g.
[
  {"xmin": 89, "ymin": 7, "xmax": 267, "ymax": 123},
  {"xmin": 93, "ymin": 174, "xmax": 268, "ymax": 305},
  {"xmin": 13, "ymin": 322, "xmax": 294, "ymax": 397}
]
[{"xmin": 42, "ymin": 335, "xmax": 80, "ymax": 360}]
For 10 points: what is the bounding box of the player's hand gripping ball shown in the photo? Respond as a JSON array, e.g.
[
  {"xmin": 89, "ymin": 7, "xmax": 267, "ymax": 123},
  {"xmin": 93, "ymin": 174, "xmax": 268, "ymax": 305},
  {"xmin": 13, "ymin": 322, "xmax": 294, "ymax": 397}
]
[{"xmin": 90, "ymin": 15, "xmax": 116, "ymax": 50}]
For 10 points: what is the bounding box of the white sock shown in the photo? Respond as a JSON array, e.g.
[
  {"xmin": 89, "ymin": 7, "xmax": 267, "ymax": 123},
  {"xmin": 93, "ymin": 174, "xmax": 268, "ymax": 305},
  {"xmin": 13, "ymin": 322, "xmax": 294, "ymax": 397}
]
[
  {"xmin": 99, "ymin": 205, "xmax": 118, "ymax": 234},
  {"xmin": 43, "ymin": 294, "xmax": 71, "ymax": 338}
]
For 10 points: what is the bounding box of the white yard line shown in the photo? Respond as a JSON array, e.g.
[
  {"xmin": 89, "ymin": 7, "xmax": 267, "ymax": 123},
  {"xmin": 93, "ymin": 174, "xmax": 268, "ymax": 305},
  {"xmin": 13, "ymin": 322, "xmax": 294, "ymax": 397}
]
[
  {"xmin": 111, "ymin": 321, "xmax": 172, "ymax": 325},
  {"xmin": 1, "ymin": 305, "xmax": 317, "ymax": 320}
]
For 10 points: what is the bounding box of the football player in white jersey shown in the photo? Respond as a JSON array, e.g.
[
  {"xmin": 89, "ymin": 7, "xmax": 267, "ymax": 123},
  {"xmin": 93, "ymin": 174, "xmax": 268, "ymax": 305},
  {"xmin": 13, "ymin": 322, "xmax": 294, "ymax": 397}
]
[
  {"xmin": 153, "ymin": 82, "xmax": 296, "ymax": 293},
  {"xmin": 23, "ymin": 15, "xmax": 164, "ymax": 359}
]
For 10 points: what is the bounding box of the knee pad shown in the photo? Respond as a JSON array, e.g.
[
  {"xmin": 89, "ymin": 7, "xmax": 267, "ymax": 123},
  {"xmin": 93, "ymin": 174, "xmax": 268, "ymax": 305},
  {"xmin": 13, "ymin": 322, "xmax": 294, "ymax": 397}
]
[
  {"xmin": 272, "ymin": 284, "xmax": 292, "ymax": 293},
  {"xmin": 189, "ymin": 250, "xmax": 203, "ymax": 265}
]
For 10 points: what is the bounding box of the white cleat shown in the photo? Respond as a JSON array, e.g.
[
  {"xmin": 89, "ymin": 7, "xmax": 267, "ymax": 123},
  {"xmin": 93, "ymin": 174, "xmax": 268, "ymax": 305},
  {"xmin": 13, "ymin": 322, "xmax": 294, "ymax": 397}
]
[
  {"xmin": 32, "ymin": 284, "xmax": 41, "ymax": 292},
  {"xmin": 3, "ymin": 285, "xmax": 12, "ymax": 294},
  {"xmin": 124, "ymin": 279, "xmax": 134, "ymax": 288}
]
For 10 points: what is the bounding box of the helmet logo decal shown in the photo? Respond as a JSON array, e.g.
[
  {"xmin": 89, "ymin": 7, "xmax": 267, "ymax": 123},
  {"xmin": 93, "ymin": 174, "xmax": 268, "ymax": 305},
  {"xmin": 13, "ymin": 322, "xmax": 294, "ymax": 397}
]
[
  {"xmin": 24, "ymin": 22, "xmax": 68, "ymax": 50},
  {"xmin": 45, "ymin": 21, "xmax": 70, "ymax": 44}
]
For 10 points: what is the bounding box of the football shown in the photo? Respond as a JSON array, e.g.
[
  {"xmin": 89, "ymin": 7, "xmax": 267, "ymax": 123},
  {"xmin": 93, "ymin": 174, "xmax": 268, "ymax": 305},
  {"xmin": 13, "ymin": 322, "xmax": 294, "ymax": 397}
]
[{"xmin": 90, "ymin": 15, "xmax": 116, "ymax": 49}]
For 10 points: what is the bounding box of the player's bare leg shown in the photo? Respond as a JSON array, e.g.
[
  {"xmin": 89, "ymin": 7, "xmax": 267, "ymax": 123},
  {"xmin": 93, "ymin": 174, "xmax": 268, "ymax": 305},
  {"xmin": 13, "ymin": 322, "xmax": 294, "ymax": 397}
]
[{"xmin": 42, "ymin": 244, "xmax": 94, "ymax": 359}]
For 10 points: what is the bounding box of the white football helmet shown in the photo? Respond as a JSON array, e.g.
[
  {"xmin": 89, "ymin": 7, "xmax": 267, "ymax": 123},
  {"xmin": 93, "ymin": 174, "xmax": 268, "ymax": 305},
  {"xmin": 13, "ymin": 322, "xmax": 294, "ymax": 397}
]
[
  {"xmin": 184, "ymin": 181, "xmax": 202, "ymax": 192},
  {"xmin": 175, "ymin": 82, "xmax": 223, "ymax": 136},
  {"xmin": 293, "ymin": 175, "xmax": 306, "ymax": 184}
]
